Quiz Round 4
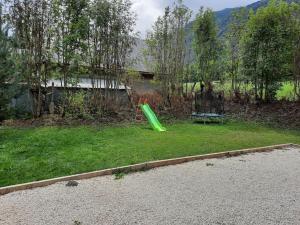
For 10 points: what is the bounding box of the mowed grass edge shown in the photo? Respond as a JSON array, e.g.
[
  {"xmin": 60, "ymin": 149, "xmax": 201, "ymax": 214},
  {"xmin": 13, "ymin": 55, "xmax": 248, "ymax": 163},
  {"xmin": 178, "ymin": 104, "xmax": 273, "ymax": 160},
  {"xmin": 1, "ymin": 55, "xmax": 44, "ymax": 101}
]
[{"xmin": 0, "ymin": 121, "xmax": 299, "ymax": 187}]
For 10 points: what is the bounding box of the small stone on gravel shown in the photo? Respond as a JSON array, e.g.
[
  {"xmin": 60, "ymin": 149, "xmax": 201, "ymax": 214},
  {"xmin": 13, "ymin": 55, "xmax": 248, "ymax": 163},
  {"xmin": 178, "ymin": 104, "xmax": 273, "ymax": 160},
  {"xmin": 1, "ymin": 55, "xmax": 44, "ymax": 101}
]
[{"xmin": 66, "ymin": 180, "xmax": 79, "ymax": 187}]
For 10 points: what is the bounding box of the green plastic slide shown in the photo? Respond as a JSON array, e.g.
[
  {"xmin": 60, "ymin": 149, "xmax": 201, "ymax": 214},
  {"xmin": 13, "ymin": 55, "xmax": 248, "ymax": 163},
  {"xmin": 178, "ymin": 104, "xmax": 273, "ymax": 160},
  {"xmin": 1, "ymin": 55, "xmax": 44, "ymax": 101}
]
[{"xmin": 140, "ymin": 104, "xmax": 166, "ymax": 132}]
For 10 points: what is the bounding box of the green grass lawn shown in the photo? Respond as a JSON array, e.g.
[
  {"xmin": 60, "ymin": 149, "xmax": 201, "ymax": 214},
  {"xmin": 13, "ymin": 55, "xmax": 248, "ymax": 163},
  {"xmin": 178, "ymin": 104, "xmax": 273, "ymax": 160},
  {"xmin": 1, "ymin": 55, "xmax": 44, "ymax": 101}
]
[{"xmin": 0, "ymin": 121, "xmax": 299, "ymax": 187}]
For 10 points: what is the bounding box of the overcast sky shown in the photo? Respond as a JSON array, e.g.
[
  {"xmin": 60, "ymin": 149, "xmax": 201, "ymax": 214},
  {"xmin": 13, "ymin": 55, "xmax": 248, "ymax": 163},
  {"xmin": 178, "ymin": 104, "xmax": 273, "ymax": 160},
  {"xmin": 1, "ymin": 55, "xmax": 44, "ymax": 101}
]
[{"xmin": 132, "ymin": 0, "xmax": 259, "ymax": 38}]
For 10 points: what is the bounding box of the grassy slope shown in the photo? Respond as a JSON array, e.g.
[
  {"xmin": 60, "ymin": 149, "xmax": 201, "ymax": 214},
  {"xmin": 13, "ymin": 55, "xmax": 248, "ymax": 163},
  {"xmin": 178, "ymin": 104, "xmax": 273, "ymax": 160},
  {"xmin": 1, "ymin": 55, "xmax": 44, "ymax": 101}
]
[{"xmin": 0, "ymin": 121, "xmax": 299, "ymax": 187}]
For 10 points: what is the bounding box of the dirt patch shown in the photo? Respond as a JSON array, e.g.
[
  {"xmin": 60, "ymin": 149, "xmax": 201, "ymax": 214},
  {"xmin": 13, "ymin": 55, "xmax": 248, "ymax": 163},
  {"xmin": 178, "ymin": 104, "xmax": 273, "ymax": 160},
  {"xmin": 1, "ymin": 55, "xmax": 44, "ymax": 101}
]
[
  {"xmin": 0, "ymin": 112, "xmax": 134, "ymax": 128},
  {"xmin": 226, "ymin": 100, "xmax": 300, "ymax": 129},
  {"xmin": 1, "ymin": 100, "xmax": 299, "ymax": 129}
]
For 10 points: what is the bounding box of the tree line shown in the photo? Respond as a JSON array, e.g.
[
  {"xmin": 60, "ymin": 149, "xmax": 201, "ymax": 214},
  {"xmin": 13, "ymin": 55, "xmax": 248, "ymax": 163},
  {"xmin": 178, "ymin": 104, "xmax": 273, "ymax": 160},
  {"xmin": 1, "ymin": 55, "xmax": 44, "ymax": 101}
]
[
  {"xmin": 1, "ymin": 0, "xmax": 300, "ymax": 120},
  {"xmin": 0, "ymin": 0, "xmax": 136, "ymax": 119},
  {"xmin": 146, "ymin": 0, "xmax": 300, "ymax": 102}
]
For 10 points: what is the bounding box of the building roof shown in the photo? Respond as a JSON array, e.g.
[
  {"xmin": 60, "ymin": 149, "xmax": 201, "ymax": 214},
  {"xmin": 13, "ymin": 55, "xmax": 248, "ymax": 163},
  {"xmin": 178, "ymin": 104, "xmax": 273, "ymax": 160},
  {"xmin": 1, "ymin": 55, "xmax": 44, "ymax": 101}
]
[{"xmin": 46, "ymin": 78, "xmax": 130, "ymax": 90}]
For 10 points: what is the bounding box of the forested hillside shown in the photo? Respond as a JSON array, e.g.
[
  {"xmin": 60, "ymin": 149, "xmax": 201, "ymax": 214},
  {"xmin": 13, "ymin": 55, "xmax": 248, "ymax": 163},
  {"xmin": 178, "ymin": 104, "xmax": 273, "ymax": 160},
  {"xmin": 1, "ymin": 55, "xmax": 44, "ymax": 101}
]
[{"xmin": 191, "ymin": 0, "xmax": 300, "ymax": 36}]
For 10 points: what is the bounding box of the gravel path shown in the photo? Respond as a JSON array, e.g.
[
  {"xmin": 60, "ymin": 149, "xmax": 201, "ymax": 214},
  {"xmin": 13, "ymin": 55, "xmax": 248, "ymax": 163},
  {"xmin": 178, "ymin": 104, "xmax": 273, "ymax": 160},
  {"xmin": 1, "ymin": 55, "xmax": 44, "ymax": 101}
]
[{"xmin": 0, "ymin": 147, "xmax": 300, "ymax": 225}]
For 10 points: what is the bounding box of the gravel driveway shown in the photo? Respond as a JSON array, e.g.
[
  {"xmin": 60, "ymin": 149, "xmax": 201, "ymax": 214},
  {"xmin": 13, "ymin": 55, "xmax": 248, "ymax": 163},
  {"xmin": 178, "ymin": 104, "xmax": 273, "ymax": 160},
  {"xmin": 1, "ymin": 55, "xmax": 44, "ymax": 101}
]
[{"xmin": 0, "ymin": 147, "xmax": 299, "ymax": 225}]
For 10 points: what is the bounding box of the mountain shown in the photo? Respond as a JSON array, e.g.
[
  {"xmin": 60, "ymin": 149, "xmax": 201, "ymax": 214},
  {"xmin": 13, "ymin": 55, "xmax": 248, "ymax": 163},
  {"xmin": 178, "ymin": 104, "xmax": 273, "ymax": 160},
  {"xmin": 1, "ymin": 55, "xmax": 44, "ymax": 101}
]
[
  {"xmin": 215, "ymin": 0, "xmax": 299, "ymax": 36},
  {"xmin": 214, "ymin": 0, "xmax": 267, "ymax": 36}
]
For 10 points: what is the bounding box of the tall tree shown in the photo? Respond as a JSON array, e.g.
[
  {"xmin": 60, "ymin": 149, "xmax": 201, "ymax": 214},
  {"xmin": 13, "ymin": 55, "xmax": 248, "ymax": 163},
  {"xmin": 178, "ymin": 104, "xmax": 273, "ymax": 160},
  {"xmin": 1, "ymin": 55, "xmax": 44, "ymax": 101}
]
[
  {"xmin": 10, "ymin": 0, "xmax": 54, "ymax": 116},
  {"xmin": 88, "ymin": 0, "xmax": 136, "ymax": 113},
  {"xmin": 146, "ymin": 7, "xmax": 170, "ymax": 99},
  {"xmin": 242, "ymin": 0, "xmax": 298, "ymax": 101},
  {"xmin": 292, "ymin": 2, "xmax": 300, "ymax": 99},
  {"xmin": 193, "ymin": 7, "xmax": 219, "ymax": 84},
  {"xmin": 51, "ymin": 0, "xmax": 89, "ymax": 116},
  {"xmin": 226, "ymin": 7, "xmax": 248, "ymax": 91},
  {"xmin": 0, "ymin": 6, "xmax": 21, "ymax": 120},
  {"xmin": 146, "ymin": 0, "xmax": 192, "ymax": 100},
  {"xmin": 169, "ymin": 0, "xmax": 192, "ymax": 94}
]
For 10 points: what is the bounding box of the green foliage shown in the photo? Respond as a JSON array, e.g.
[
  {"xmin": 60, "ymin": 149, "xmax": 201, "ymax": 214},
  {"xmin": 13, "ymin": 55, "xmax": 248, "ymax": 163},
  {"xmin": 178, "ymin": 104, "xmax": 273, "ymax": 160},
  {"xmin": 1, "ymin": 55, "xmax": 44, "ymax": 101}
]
[
  {"xmin": 123, "ymin": 68, "xmax": 140, "ymax": 87},
  {"xmin": 53, "ymin": 0, "xmax": 90, "ymax": 82},
  {"xmin": 242, "ymin": 0, "xmax": 299, "ymax": 101},
  {"xmin": 0, "ymin": 121, "xmax": 300, "ymax": 187},
  {"xmin": 114, "ymin": 172, "xmax": 125, "ymax": 180},
  {"xmin": 65, "ymin": 90, "xmax": 90, "ymax": 119},
  {"xmin": 145, "ymin": 0, "xmax": 192, "ymax": 97},
  {"xmin": 225, "ymin": 8, "xmax": 248, "ymax": 91},
  {"xmin": 2, "ymin": 0, "xmax": 137, "ymax": 118},
  {"xmin": 0, "ymin": 24, "xmax": 21, "ymax": 120},
  {"xmin": 88, "ymin": 0, "xmax": 137, "ymax": 72},
  {"xmin": 0, "ymin": 32, "xmax": 12, "ymax": 119},
  {"xmin": 193, "ymin": 8, "xmax": 220, "ymax": 83},
  {"xmin": 291, "ymin": 2, "xmax": 300, "ymax": 98},
  {"xmin": 276, "ymin": 82, "xmax": 298, "ymax": 100}
]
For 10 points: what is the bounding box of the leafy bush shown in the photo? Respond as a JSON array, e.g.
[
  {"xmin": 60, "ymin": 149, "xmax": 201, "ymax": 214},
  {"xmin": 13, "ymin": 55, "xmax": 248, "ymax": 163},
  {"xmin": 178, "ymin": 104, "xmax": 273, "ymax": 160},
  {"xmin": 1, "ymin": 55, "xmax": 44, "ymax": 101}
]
[{"xmin": 65, "ymin": 90, "xmax": 89, "ymax": 119}]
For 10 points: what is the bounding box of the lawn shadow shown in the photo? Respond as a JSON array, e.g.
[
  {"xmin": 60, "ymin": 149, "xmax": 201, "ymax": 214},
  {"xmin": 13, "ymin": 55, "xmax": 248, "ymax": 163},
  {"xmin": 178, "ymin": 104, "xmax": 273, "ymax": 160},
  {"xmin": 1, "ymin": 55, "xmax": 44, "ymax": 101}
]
[
  {"xmin": 192, "ymin": 120, "xmax": 224, "ymax": 125},
  {"xmin": 141, "ymin": 127, "xmax": 153, "ymax": 131}
]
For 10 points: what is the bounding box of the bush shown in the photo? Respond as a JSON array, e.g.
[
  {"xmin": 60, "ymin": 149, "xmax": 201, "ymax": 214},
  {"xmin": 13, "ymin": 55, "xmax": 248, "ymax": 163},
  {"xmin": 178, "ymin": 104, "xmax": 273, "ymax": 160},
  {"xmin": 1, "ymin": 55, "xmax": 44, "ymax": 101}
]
[{"xmin": 65, "ymin": 90, "xmax": 89, "ymax": 118}]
